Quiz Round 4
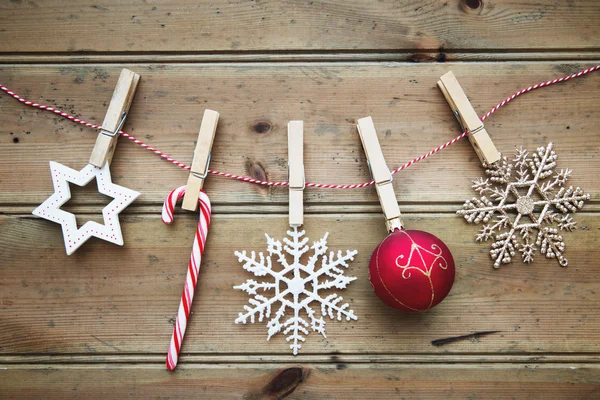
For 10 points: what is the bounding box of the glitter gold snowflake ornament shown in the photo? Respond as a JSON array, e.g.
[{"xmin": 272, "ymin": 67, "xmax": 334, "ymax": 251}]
[
  {"xmin": 460, "ymin": 143, "xmax": 589, "ymax": 267},
  {"xmin": 33, "ymin": 69, "xmax": 141, "ymax": 255},
  {"xmin": 438, "ymin": 71, "xmax": 590, "ymax": 268},
  {"xmin": 233, "ymin": 121, "xmax": 358, "ymax": 354}
]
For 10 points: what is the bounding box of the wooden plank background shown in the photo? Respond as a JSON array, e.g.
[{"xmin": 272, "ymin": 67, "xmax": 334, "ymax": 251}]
[
  {"xmin": 1, "ymin": 0, "xmax": 599, "ymax": 53},
  {"xmin": 1, "ymin": 1, "xmax": 599, "ymax": 398}
]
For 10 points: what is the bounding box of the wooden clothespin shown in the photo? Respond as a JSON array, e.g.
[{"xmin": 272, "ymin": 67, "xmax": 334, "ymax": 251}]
[
  {"xmin": 181, "ymin": 109, "xmax": 220, "ymax": 211},
  {"xmin": 89, "ymin": 69, "xmax": 140, "ymax": 168},
  {"xmin": 356, "ymin": 117, "xmax": 403, "ymax": 232},
  {"xmin": 288, "ymin": 121, "xmax": 305, "ymax": 227},
  {"xmin": 437, "ymin": 71, "xmax": 501, "ymax": 166}
]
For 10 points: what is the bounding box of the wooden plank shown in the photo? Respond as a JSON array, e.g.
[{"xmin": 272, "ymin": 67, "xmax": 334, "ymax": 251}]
[
  {"xmin": 1, "ymin": 1, "xmax": 599, "ymax": 53},
  {"xmin": 1, "ymin": 363, "xmax": 599, "ymax": 399},
  {"xmin": 1, "ymin": 213, "xmax": 598, "ymax": 355},
  {"xmin": 0, "ymin": 62, "xmax": 598, "ymax": 206}
]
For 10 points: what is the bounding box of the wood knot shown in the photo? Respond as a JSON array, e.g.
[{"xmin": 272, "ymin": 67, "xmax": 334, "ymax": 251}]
[
  {"xmin": 408, "ymin": 52, "xmax": 446, "ymax": 63},
  {"xmin": 252, "ymin": 120, "xmax": 273, "ymax": 134},
  {"xmin": 461, "ymin": 0, "xmax": 483, "ymax": 13},
  {"xmin": 245, "ymin": 160, "xmax": 268, "ymax": 183},
  {"xmin": 245, "ymin": 367, "xmax": 309, "ymax": 400},
  {"xmin": 409, "ymin": 53, "xmax": 437, "ymax": 63},
  {"xmin": 331, "ymin": 355, "xmax": 347, "ymax": 370}
]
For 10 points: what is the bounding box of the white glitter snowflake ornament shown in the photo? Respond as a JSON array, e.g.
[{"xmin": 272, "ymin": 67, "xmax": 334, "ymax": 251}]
[
  {"xmin": 459, "ymin": 142, "xmax": 590, "ymax": 268},
  {"xmin": 233, "ymin": 227, "xmax": 358, "ymax": 354},
  {"xmin": 235, "ymin": 122, "xmax": 359, "ymax": 354}
]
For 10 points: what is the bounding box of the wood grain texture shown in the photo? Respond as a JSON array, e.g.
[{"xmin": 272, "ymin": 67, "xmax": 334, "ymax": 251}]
[
  {"xmin": 1, "ymin": 213, "xmax": 598, "ymax": 355},
  {"xmin": 1, "ymin": 1, "xmax": 599, "ymax": 395},
  {"xmin": 0, "ymin": 1, "xmax": 599, "ymax": 53},
  {"xmin": 1, "ymin": 62, "xmax": 598, "ymax": 207},
  {"xmin": 1, "ymin": 364, "xmax": 599, "ymax": 400}
]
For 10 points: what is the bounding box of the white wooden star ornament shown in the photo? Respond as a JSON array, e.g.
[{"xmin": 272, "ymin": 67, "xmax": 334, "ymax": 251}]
[
  {"xmin": 33, "ymin": 162, "xmax": 140, "ymax": 255},
  {"xmin": 32, "ymin": 68, "xmax": 141, "ymax": 255}
]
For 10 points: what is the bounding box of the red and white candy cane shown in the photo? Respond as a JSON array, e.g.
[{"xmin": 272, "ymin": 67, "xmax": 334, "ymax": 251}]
[{"xmin": 162, "ymin": 186, "xmax": 212, "ymax": 371}]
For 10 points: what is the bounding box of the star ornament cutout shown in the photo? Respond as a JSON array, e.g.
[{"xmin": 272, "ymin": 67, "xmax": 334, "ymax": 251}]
[{"xmin": 33, "ymin": 161, "xmax": 140, "ymax": 255}]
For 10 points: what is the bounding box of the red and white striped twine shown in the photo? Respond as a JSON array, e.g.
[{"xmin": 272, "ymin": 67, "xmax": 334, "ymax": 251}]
[
  {"xmin": 1, "ymin": 64, "xmax": 598, "ymax": 189},
  {"xmin": 162, "ymin": 186, "xmax": 211, "ymax": 371}
]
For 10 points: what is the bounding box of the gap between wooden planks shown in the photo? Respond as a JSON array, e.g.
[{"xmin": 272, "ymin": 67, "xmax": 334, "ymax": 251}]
[
  {"xmin": 2, "ymin": 203, "xmax": 600, "ymax": 215},
  {"xmin": 2, "ymin": 51, "xmax": 600, "ymax": 64},
  {"xmin": 2, "ymin": 354, "xmax": 600, "ymax": 365}
]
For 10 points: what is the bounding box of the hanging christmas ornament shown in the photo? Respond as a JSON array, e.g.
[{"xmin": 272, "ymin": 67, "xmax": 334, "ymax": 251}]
[
  {"xmin": 438, "ymin": 71, "xmax": 590, "ymax": 268},
  {"xmin": 33, "ymin": 162, "xmax": 139, "ymax": 254},
  {"xmin": 32, "ymin": 69, "xmax": 141, "ymax": 255},
  {"xmin": 163, "ymin": 109, "xmax": 219, "ymax": 370},
  {"xmin": 234, "ymin": 121, "xmax": 358, "ymax": 354},
  {"xmin": 356, "ymin": 117, "xmax": 455, "ymax": 312}
]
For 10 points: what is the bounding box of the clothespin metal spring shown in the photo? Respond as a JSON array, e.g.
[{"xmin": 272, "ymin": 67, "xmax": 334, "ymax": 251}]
[
  {"xmin": 100, "ymin": 111, "xmax": 127, "ymax": 138},
  {"xmin": 191, "ymin": 152, "xmax": 211, "ymax": 180}
]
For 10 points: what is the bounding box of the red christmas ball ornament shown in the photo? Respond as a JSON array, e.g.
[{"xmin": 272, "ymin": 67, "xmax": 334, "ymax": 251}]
[
  {"xmin": 369, "ymin": 229, "xmax": 455, "ymax": 312},
  {"xmin": 355, "ymin": 116, "xmax": 455, "ymax": 312}
]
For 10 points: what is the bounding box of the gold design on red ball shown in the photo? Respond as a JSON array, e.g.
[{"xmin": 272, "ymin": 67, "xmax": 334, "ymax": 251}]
[
  {"xmin": 375, "ymin": 230, "xmax": 448, "ymax": 311},
  {"xmin": 395, "ymin": 231, "xmax": 448, "ymax": 279}
]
